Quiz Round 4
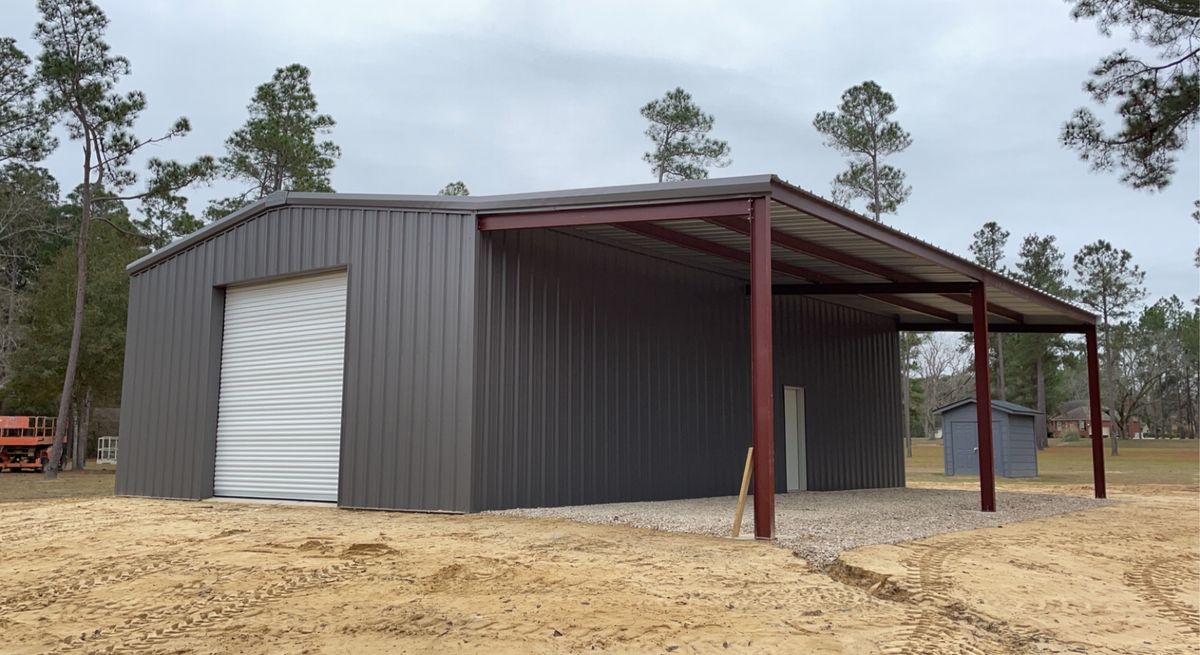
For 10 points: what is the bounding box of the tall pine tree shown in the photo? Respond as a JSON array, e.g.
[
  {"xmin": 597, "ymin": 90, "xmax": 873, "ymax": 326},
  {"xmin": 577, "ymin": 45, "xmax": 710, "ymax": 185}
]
[
  {"xmin": 1062, "ymin": 0, "xmax": 1199, "ymax": 190},
  {"xmin": 641, "ymin": 87, "xmax": 731, "ymax": 182},
  {"xmin": 1073, "ymin": 240, "xmax": 1146, "ymax": 455},
  {"xmin": 208, "ymin": 64, "xmax": 340, "ymax": 219},
  {"xmin": 1011, "ymin": 234, "xmax": 1071, "ymax": 447},
  {"xmin": 968, "ymin": 221, "xmax": 1010, "ymax": 399},
  {"xmin": 35, "ymin": 0, "xmax": 214, "ymax": 477},
  {"xmin": 813, "ymin": 81, "xmax": 912, "ymax": 221}
]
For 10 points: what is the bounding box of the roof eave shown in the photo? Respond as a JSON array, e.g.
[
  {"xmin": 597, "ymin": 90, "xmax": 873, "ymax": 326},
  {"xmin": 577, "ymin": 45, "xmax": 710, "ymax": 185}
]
[
  {"xmin": 126, "ymin": 191, "xmax": 289, "ymax": 273},
  {"xmin": 765, "ymin": 176, "xmax": 1097, "ymax": 326},
  {"xmin": 127, "ymin": 176, "xmax": 778, "ymax": 275}
]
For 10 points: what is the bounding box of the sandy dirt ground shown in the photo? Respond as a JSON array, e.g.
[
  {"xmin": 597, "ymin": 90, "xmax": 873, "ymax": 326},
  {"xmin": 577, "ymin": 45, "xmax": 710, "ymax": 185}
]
[
  {"xmin": 839, "ymin": 490, "xmax": 1200, "ymax": 655},
  {"xmin": 1, "ymin": 489, "xmax": 1196, "ymax": 654}
]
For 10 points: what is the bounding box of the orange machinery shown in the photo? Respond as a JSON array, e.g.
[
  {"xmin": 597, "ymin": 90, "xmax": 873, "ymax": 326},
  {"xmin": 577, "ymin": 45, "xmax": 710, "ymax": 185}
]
[{"xmin": 0, "ymin": 416, "xmax": 64, "ymax": 472}]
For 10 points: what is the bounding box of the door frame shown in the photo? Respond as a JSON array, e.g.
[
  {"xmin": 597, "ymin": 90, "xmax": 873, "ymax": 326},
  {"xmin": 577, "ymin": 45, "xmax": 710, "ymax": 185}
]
[{"xmin": 784, "ymin": 385, "xmax": 807, "ymax": 492}]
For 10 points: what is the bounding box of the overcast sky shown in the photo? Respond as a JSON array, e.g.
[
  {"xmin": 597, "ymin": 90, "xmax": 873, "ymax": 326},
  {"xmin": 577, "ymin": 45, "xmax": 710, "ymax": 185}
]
[{"xmin": 6, "ymin": 0, "xmax": 1198, "ymax": 302}]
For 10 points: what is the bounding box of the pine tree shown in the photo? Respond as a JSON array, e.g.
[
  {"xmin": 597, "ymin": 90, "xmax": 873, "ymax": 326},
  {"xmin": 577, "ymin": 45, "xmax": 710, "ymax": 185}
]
[
  {"xmin": 1062, "ymin": 0, "xmax": 1199, "ymax": 190},
  {"xmin": 968, "ymin": 221, "xmax": 1010, "ymax": 399},
  {"xmin": 1011, "ymin": 234, "xmax": 1072, "ymax": 447},
  {"xmin": 438, "ymin": 181, "xmax": 469, "ymax": 196},
  {"xmin": 813, "ymin": 81, "xmax": 912, "ymax": 220},
  {"xmin": 641, "ymin": 87, "xmax": 730, "ymax": 182},
  {"xmin": 208, "ymin": 63, "xmax": 340, "ymax": 219},
  {"xmin": 1073, "ymin": 240, "xmax": 1146, "ymax": 455},
  {"xmin": 34, "ymin": 0, "xmax": 214, "ymax": 478},
  {"xmin": 0, "ymin": 37, "xmax": 56, "ymax": 164},
  {"xmin": 5, "ymin": 191, "xmax": 143, "ymax": 424},
  {"xmin": 0, "ymin": 165, "xmax": 64, "ymax": 390}
]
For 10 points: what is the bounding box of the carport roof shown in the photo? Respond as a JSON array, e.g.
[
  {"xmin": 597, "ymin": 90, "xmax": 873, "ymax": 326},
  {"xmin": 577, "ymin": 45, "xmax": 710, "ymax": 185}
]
[{"xmin": 128, "ymin": 174, "xmax": 1094, "ymax": 330}]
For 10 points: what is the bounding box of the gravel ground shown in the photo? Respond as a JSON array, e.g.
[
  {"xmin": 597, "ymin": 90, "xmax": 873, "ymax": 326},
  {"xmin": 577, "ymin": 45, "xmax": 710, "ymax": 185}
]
[{"xmin": 496, "ymin": 488, "xmax": 1108, "ymax": 568}]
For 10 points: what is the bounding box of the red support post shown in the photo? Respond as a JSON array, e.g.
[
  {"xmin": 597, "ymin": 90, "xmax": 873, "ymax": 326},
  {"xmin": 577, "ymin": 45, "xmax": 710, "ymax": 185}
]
[
  {"xmin": 1085, "ymin": 327, "xmax": 1107, "ymax": 499},
  {"xmin": 971, "ymin": 284, "xmax": 997, "ymax": 512},
  {"xmin": 750, "ymin": 197, "xmax": 775, "ymax": 540}
]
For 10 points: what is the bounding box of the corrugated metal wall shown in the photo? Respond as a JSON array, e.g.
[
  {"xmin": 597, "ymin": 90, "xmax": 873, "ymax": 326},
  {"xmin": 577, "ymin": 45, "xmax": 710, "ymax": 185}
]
[
  {"xmin": 772, "ymin": 296, "xmax": 904, "ymax": 490},
  {"xmin": 1006, "ymin": 416, "xmax": 1039, "ymax": 477},
  {"xmin": 472, "ymin": 229, "xmax": 751, "ymax": 510},
  {"xmin": 116, "ymin": 206, "xmax": 477, "ymax": 512},
  {"xmin": 472, "ymin": 229, "xmax": 903, "ymax": 511}
]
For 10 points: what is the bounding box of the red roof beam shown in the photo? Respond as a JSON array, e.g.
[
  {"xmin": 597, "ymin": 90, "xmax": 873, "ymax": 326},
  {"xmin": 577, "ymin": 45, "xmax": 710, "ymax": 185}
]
[
  {"xmin": 942, "ymin": 293, "xmax": 1023, "ymax": 323},
  {"xmin": 706, "ymin": 217, "xmax": 1025, "ymax": 324},
  {"xmin": 616, "ymin": 222, "xmax": 959, "ymax": 323}
]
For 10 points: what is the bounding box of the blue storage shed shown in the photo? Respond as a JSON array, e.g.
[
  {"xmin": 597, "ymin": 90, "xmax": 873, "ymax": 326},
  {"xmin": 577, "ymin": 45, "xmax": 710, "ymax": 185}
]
[{"xmin": 934, "ymin": 398, "xmax": 1040, "ymax": 478}]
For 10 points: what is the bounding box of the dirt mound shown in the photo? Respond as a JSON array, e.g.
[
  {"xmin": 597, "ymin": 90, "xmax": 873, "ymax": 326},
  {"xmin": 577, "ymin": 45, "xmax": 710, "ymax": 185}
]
[{"xmin": 340, "ymin": 542, "xmax": 395, "ymax": 557}]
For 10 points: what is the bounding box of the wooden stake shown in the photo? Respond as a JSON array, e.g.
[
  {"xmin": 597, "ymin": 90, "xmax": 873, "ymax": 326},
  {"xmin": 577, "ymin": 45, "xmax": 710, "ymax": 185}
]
[{"xmin": 732, "ymin": 447, "xmax": 754, "ymax": 538}]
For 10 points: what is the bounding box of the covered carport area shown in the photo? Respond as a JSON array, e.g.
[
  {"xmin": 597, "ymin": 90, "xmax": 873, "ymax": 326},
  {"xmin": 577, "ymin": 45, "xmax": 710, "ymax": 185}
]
[{"xmin": 476, "ymin": 174, "xmax": 1106, "ymax": 540}]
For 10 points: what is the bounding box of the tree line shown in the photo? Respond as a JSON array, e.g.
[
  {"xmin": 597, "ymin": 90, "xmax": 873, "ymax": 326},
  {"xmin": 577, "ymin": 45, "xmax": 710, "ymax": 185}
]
[
  {"xmin": 0, "ymin": 0, "xmax": 1195, "ymax": 475},
  {"xmin": 907, "ymin": 223, "xmax": 1198, "ymax": 455},
  {"xmin": 0, "ymin": 0, "xmax": 346, "ymax": 475},
  {"xmin": 631, "ymin": 1, "xmax": 1197, "ymax": 456}
]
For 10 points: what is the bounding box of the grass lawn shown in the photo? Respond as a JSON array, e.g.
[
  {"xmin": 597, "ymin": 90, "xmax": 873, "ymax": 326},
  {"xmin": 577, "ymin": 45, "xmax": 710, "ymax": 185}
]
[
  {"xmin": 2, "ymin": 443, "xmax": 1196, "ymax": 503},
  {"xmin": 0, "ymin": 462, "xmax": 116, "ymax": 503},
  {"xmin": 905, "ymin": 437, "xmax": 1200, "ymax": 488}
]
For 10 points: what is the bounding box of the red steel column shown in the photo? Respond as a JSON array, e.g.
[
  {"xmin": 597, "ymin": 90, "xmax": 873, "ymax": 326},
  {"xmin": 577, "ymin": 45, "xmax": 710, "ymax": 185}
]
[
  {"xmin": 1085, "ymin": 326, "xmax": 1107, "ymax": 499},
  {"xmin": 750, "ymin": 197, "xmax": 776, "ymax": 540},
  {"xmin": 971, "ymin": 284, "xmax": 997, "ymax": 512}
]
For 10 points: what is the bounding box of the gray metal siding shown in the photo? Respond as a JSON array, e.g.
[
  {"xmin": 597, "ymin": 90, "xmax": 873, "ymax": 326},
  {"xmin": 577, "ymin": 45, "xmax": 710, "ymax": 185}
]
[
  {"xmin": 772, "ymin": 297, "xmax": 904, "ymax": 491},
  {"xmin": 472, "ymin": 229, "xmax": 750, "ymax": 510},
  {"xmin": 1005, "ymin": 416, "xmax": 1039, "ymax": 477},
  {"xmin": 472, "ymin": 229, "xmax": 903, "ymax": 511},
  {"xmin": 944, "ymin": 416, "xmax": 954, "ymax": 474},
  {"xmin": 116, "ymin": 206, "xmax": 476, "ymax": 512}
]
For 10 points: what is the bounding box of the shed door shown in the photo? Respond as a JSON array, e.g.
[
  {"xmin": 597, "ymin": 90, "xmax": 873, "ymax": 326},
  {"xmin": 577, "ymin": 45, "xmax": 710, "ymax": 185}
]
[
  {"xmin": 213, "ymin": 272, "xmax": 348, "ymax": 502},
  {"xmin": 948, "ymin": 420, "xmax": 1003, "ymax": 476}
]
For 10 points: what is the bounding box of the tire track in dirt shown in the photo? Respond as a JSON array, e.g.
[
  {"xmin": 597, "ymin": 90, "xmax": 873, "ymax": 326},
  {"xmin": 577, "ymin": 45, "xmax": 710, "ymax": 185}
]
[
  {"xmin": 1125, "ymin": 553, "xmax": 1200, "ymax": 635},
  {"xmin": 872, "ymin": 533, "xmax": 1072, "ymax": 655},
  {"xmin": 43, "ymin": 560, "xmax": 365, "ymax": 655},
  {"xmin": 0, "ymin": 554, "xmax": 187, "ymax": 614},
  {"xmin": 0, "ymin": 515, "xmax": 127, "ymax": 550},
  {"xmin": 880, "ymin": 540, "xmax": 993, "ymax": 655}
]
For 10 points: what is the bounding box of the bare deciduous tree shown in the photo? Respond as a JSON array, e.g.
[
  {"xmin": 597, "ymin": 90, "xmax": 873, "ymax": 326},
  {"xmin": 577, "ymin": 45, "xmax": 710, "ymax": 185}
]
[{"xmin": 916, "ymin": 334, "xmax": 974, "ymax": 439}]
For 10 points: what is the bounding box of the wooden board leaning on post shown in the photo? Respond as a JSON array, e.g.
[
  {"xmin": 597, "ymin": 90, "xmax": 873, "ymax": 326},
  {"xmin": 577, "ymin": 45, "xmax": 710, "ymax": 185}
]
[{"xmin": 732, "ymin": 446, "xmax": 754, "ymax": 538}]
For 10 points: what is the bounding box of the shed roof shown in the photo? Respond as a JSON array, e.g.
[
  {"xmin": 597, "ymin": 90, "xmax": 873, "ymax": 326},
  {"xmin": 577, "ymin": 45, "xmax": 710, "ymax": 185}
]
[
  {"xmin": 932, "ymin": 398, "xmax": 1043, "ymax": 417},
  {"xmin": 127, "ymin": 174, "xmax": 1095, "ymax": 330}
]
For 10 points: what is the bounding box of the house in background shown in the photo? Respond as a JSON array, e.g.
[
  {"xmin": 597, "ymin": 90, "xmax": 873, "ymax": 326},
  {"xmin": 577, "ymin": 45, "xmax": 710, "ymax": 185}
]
[{"xmin": 1050, "ymin": 403, "xmax": 1142, "ymax": 439}]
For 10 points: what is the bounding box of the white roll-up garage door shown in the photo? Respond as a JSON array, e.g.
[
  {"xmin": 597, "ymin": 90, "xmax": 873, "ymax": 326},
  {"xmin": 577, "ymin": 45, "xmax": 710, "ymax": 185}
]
[{"xmin": 213, "ymin": 271, "xmax": 348, "ymax": 502}]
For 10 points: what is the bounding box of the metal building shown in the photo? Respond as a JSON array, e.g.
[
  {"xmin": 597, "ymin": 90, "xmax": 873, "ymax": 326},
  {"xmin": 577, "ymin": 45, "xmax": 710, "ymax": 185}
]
[
  {"xmin": 116, "ymin": 175, "xmax": 1109, "ymax": 539},
  {"xmin": 934, "ymin": 398, "xmax": 1040, "ymax": 478}
]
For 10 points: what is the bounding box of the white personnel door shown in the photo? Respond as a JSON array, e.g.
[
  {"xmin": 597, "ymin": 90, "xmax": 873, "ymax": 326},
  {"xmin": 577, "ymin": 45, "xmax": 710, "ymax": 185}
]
[
  {"xmin": 784, "ymin": 386, "xmax": 808, "ymax": 492},
  {"xmin": 213, "ymin": 272, "xmax": 348, "ymax": 502}
]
